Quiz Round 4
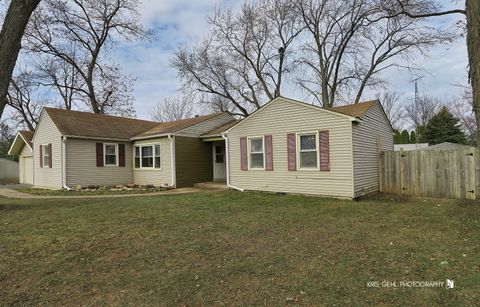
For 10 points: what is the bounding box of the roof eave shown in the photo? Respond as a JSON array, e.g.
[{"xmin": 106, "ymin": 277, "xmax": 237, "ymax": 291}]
[{"xmin": 130, "ymin": 133, "xmax": 173, "ymax": 141}]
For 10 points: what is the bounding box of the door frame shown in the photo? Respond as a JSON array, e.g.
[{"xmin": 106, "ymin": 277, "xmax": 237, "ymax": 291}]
[{"xmin": 212, "ymin": 143, "xmax": 226, "ymax": 181}]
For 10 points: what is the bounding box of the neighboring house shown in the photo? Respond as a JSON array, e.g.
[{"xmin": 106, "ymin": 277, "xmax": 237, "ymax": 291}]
[
  {"xmin": 420, "ymin": 142, "xmax": 474, "ymax": 151},
  {"xmin": 394, "ymin": 143, "xmax": 429, "ymax": 151},
  {"xmin": 7, "ymin": 130, "xmax": 33, "ymax": 184},
  {"xmin": 225, "ymin": 97, "xmax": 393, "ymax": 198},
  {"xmin": 0, "ymin": 158, "xmax": 19, "ymax": 184},
  {"xmin": 8, "ymin": 96, "xmax": 394, "ymax": 198}
]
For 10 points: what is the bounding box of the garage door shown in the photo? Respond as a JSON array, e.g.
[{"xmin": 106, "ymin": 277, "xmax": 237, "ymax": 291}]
[{"xmin": 22, "ymin": 156, "xmax": 34, "ymax": 184}]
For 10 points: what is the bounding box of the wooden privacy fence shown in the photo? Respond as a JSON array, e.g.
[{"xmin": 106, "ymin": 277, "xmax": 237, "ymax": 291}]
[{"xmin": 379, "ymin": 148, "xmax": 480, "ymax": 200}]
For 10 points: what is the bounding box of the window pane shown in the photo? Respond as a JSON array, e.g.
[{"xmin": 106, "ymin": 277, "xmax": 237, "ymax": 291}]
[
  {"xmin": 250, "ymin": 153, "xmax": 264, "ymax": 168},
  {"xmin": 105, "ymin": 145, "xmax": 116, "ymax": 155},
  {"xmin": 105, "ymin": 155, "xmax": 116, "ymax": 165},
  {"xmin": 215, "ymin": 154, "xmax": 224, "ymax": 163},
  {"xmin": 300, "ymin": 135, "xmax": 316, "ymax": 150},
  {"xmin": 300, "ymin": 151, "xmax": 317, "ymax": 168},
  {"xmin": 43, "ymin": 156, "xmax": 49, "ymax": 167},
  {"xmin": 142, "ymin": 157, "xmax": 153, "ymax": 168},
  {"xmin": 135, "ymin": 146, "xmax": 140, "ymax": 157},
  {"xmin": 135, "ymin": 157, "xmax": 140, "ymax": 168},
  {"xmin": 155, "ymin": 157, "xmax": 161, "ymax": 168},
  {"xmin": 142, "ymin": 146, "xmax": 153, "ymax": 157},
  {"xmin": 155, "ymin": 145, "xmax": 160, "ymax": 157},
  {"xmin": 215, "ymin": 146, "xmax": 223, "ymax": 154},
  {"xmin": 250, "ymin": 138, "xmax": 263, "ymax": 153}
]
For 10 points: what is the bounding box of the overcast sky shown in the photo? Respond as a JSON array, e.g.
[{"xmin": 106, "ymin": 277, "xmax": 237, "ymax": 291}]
[
  {"xmin": 117, "ymin": 0, "xmax": 468, "ymax": 120},
  {"xmin": 2, "ymin": 0, "xmax": 469, "ymax": 123}
]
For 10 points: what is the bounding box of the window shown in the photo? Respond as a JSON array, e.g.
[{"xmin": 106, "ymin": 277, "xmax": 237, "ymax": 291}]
[
  {"xmin": 134, "ymin": 144, "xmax": 161, "ymax": 169},
  {"xmin": 142, "ymin": 146, "xmax": 154, "ymax": 168},
  {"xmin": 134, "ymin": 147, "xmax": 140, "ymax": 168},
  {"xmin": 154, "ymin": 145, "xmax": 161, "ymax": 168},
  {"xmin": 42, "ymin": 144, "xmax": 49, "ymax": 168},
  {"xmin": 249, "ymin": 137, "xmax": 264, "ymax": 169},
  {"xmin": 298, "ymin": 133, "xmax": 318, "ymax": 169},
  {"xmin": 104, "ymin": 144, "xmax": 118, "ymax": 166},
  {"xmin": 215, "ymin": 145, "xmax": 224, "ymax": 163}
]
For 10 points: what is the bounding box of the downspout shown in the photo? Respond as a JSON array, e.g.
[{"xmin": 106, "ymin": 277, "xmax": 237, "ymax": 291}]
[
  {"xmin": 62, "ymin": 136, "xmax": 71, "ymax": 190},
  {"xmin": 222, "ymin": 132, "xmax": 244, "ymax": 192},
  {"xmin": 168, "ymin": 134, "xmax": 176, "ymax": 188}
]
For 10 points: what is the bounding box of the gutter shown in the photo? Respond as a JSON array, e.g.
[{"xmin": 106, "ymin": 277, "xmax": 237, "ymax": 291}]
[
  {"xmin": 131, "ymin": 133, "xmax": 172, "ymax": 141},
  {"xmin": 168, "ymin": 134, "xmax": 176, "ymax": 188},
  {"xmin": 62, "ymin": 136, "xmax": 71, "ymax": 190},
  {"xmin": 222, "ymin": 133, "xmax": 244, "ymax": 192}
]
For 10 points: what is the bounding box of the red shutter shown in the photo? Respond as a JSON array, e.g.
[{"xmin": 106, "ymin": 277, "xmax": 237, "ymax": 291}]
[
  {"xmin": 240, "ymin": 137, "xmax": 247, "ymax": 171},
  {"xmin": 119, "ymin": 144, "xmax": 125, "ymax": 167},
  {"xmin": 39, "ymin": 145, "xmax": 43, "ymax": 168},
  {"xmin": 264, "ymin": 135, "xmax": 273, "ymax": 171},
  {"xmin": 287, "ymin": 133, "xmax": 296, "ymax": 171},
  {"xmin": 48, "ymin": 144, "xmax": 52, "ymax": 168},
  {"xmin": 96, "ymin": 143, "xmax": 104, "ymax": 167},
  {"xmin": 319, "ymin": 130, "xmax": 330, "ymax": 171}
]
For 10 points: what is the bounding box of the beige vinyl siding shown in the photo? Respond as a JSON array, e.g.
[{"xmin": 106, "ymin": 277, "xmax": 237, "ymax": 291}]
[
  {"xmin": 176, "ymin": 113, "xmax": 234, "ymax": 137},
  {"xmin": 19, "ymin": 145, "xmax": 33, "ymax": 184},
  {"xmin": 33, "ymin": 111, "xmax": 63, "ymax": 189},
  {"xmin": 175, "ymin": 136, "xmax": 213, "ymax": 187},
  {"xmin": 133, "ymin": 137, "xmax": 172, "ymax": 186},
  {"xmin": 352, "ymin": 103, "xmax": 394, "ymax": 197},
  {"xmin": 227, "ymin": 97, "xmax": 355, "ymax": 198},
  {"xmin": 66, "ymin": 138, "xmax": 133, "ymax": 187}
]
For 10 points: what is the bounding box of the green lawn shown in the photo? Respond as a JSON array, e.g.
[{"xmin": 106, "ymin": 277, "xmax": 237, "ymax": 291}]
[{"xmin": 0, "ymin": 192, "xmax": 478, "ymax": 305}]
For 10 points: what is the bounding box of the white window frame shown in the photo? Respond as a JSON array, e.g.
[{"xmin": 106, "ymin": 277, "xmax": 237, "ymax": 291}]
[
  {"xmin": 41, "ymin": 144, "xmax": 50, "ymax": 168},
  {"xmin": 104, "ymin": 143, "xmax": 119, "ymax": 167},
  {"xmin": 134, "ymin": 143, "xmax": 162, "ymax": 170},
  {"xmin": 247, "ymin": 136, "xmax": 265, "ymax": 170},
  {"xmin": 296, "ymin": 132, "xmax": 320, "ymax": 170}
]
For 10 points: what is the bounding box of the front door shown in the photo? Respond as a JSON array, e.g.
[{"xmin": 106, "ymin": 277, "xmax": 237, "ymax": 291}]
[{"xmin": 213, "ymin": 143, "xmax": 226, "ymax": 181}]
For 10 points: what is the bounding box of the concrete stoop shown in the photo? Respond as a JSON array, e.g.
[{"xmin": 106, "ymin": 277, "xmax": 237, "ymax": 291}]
[{"xmin": 193, "ymin": 181, "xmax": 229, "ymax": 190}]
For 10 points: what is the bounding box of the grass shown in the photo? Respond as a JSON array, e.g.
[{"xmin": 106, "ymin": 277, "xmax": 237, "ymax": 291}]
[
  {"xmin": 18, "ymin": 187, "xmax": 168, "ymax": 196},
  {"xmin": 0, "ymin": 191, "xmax": 478, "ymax": 306}
]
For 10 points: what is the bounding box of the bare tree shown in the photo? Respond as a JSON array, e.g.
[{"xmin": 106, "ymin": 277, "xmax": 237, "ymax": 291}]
[
  {"xmin": 376, "ymin": 91, "xmax": 404, "ymax": 129},
  {"xmin": 172, "ymin": 0, "xmax": 303, "ymax": 117},
  {"xmin": 24, "ymin": 0, "xmax": 144, "ymax": 116},
  {"xmin": 0, "ymin": 0, "xmax": 41, "ymax": 121},
  {"xmin": 294, "ymin": 0, "xmax": 453, "ymax": 107},
  {"xmin": 383, "ymin": 0, "xmax": 479, "ymax": 146},
  {"xmin": 405, "ymin": 94, "xmax": 441, "ymax": 128},
  {"xmin": 6, "ymin": 71, "xmax": 44, "ymax": 131},
  {"xmin": 152, "ymin": 96, "xmax": 196, "ymax": 122},
  {"xmin": 451, "ymin": 87, "xmax": 477, "ymax": 140}
]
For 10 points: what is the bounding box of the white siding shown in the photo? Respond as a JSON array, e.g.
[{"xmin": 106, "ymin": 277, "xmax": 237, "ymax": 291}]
[
  {"xmin": 19, "ymin": 145, "xmax": 33, "ymax": 184},
  {"xmin": 176, "ymin": 113, "xmax": 234, "ymax": 137},
  {"xmin": 133, "ymin": 137, "xmax": 173, "ymax": 186},
  {"xmin": 33, "ymin": 112, "xmax": 63, "ymax": 189},
  {"xmin": 227, "ymin": 97, "xmax": 355, "ymax": 198},
  {"xmin": 66, "ymin": 138, "xmax": 133, "ymax": 187},
  {"xmin": 352, "ymin": 103, "xmax": 394, "ymax": 197}
]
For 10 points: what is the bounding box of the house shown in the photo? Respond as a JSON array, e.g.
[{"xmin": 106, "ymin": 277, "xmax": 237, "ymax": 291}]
[
  {"xmin": 8, "ymin": 96, "xmax": 393, "ymax": 198},
  {"xmin": 9, "ymin": 108, "xmax": 235, "ymax": 189},
  {"xmin": 394, "ymin": 143, "xmax": 429, "ymax": 151},
  {"xmin": 224, "ymin": 97, "xmax": 393, "ymax": 198},
  {"xmin": 7, "ymin": 130, "xmax": 33, "ymax": 184},
  {"xmin": 420, "ymin": 142, "xmax": 474, "ymax": 151}
]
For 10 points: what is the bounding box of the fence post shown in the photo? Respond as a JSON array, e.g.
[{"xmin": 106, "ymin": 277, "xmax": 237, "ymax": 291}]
[{"xmin": 400, "ymin": 148, "xmax": 405, "ymax": 194}]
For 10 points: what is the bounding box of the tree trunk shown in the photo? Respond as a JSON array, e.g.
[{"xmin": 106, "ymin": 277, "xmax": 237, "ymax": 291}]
[
  {"xmin": 466, "ymin": 0, "xmax": 480, "ymax": 147},
  {"xmin": 0, "ymin": 0, "xmax": 42, "ymax": 121}
]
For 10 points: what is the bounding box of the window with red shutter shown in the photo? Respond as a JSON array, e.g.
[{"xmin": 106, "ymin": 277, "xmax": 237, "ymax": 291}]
[
  {"xmin": 287, "ymin": 133, "xmax": 296, "ymax": 171},
  {"xmin": 96, "ymin": 143, "xmax": 104, "ymax": 167},
  {"xmin": 240, "ymin": 137, "xmax": 247, "ymax": 171},
  {"xmin": 319, "ymin": 131, "xmax": 330, "ymax": 171},
  {"xmin": 264, "ymin": 135, "xmax": 273, "ymax": 171},
  {"xmin": 119, "ymin": 144, "xmax": 126, "ymax": 167}
]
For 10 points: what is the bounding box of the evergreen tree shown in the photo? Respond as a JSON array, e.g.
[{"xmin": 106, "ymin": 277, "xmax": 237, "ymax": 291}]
[
  {"xmin": 410, "ymin": 130, "xmax": 416, "ymax": 143},
  {"xmin": 424, "ymin": 107, "xmax": 467, "ymax": 145}
]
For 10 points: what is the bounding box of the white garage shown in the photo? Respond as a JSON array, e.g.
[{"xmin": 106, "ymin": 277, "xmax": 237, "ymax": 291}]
[{"xmin": 8, "ymin": 130, "xmax": 34, "ymax": 185}]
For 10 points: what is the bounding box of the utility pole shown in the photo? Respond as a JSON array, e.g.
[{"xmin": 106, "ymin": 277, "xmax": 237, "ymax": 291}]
[{"xmin": 410, "ymin": 76, "xmax": 424, "ymax": 143}]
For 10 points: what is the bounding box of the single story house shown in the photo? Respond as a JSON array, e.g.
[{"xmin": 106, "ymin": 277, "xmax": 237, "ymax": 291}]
[{"xmin": 8, "ymin": 97, "xmax": 393, "ymax": 198}]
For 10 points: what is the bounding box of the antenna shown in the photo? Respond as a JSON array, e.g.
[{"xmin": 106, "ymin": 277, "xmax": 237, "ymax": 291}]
[{"xmin": 410, "ymin": 76, "xmax": 424, "ymax": 144}]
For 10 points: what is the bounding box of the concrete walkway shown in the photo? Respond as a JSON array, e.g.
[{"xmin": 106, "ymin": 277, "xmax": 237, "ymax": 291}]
[{"xmin": 0, "ymin": 187, "xmax": 217, "ymax": 199}]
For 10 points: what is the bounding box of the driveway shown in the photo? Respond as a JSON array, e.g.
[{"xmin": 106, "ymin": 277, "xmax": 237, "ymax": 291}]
[{"xmin": 0, "ymin": 184, "xmax": 33, "ymax": 190}]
